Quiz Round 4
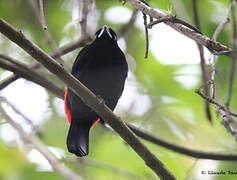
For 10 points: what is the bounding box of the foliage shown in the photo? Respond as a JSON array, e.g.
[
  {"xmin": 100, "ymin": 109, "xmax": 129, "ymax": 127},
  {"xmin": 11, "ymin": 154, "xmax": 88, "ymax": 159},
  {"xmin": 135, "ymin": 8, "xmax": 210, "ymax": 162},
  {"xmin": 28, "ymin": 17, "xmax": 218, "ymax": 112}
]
[{"xmin": 0, "ymin": 0, "xmax": 237, "ymax": 180}]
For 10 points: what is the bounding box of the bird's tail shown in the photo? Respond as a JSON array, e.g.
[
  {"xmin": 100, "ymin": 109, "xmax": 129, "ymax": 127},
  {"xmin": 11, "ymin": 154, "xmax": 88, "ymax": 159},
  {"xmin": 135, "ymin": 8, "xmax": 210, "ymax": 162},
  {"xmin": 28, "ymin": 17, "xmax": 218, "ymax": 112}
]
[{"xmin": 66, "ymin": 121, "xmax": 90, "ymax": 157}]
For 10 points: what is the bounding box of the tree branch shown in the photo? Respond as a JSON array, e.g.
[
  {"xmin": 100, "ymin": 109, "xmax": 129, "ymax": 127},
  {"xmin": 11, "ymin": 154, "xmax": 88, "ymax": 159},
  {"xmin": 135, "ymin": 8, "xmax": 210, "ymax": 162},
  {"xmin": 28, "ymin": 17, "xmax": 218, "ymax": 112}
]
[
  {"xmin": 0, "ymin": 35, "xmax": 91, "ymax": 91},
  {"xmin": 0, "ymin": 54, "xmax": 64, "ymax": 98},
  {"xmin": 127, "ymin": 0, "xmax": 235, "ymax": 57},
  {"xmin": 37, "ymin": 0, "xmax": 47, "ymax": 30},
  {"xmin": 118, "ymin": 10, "xmax": 138, "ymax": 37},
  {"xmin": 79, "ymin": 0, "xmax": 91, "ymax": 37},
  {"xmin": 2, "ymin": 46, "xmax": 237, "ymax": 162},
  {"xmin": 192, "ymin": 0, "xmax": 212, "ymax": 123},
  {"xmin": 196, "ymin": 89, "xmax": 237, "ymax": 139},
  {"xmin": 0, "ymin": 97, "xmax": 41, "ymax": 135},
  {"xmin": 0, "ymin": 18, "xmax": 177, "ymax": 180},
  {"xmin": 226, "ymin": 0, "xmax": 237, "ymax": 109},
  {"xmin": 0, "ymin": 104, "xmax": 83, "ymax": 180},
  {"xmin": 209, "ymin": 0, "xmax": 236, "ymax": 99},
  {"xmin": 30, "ymin": 0, "xmax": 65, "ymax": 66},
  {"xmin": 128, "ymin": 124, "xmax": 237, "ymax": 161},
  {"xmin": 66, "ymin": 157, "xmax": 144, "ymax": 180},
  {"xmin": 213, "ymin": 0, "xmax": 237, "ymax": 40}
]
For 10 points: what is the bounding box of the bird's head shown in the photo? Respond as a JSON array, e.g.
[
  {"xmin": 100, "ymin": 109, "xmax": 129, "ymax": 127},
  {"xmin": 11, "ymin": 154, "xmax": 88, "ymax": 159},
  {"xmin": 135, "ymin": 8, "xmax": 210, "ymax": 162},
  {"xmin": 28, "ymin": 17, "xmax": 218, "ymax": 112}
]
[{"xmin": 95, "ymin": 25, "xmax": 117, "ymax": 40}]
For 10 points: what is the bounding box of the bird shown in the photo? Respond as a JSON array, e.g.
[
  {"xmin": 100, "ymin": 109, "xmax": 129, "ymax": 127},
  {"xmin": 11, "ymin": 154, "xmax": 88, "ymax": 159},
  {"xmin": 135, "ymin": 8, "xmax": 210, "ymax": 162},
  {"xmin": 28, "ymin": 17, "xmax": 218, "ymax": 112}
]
[{"xmin": 64, "ymin": 26, "xmax": 128, "ymax": 157}]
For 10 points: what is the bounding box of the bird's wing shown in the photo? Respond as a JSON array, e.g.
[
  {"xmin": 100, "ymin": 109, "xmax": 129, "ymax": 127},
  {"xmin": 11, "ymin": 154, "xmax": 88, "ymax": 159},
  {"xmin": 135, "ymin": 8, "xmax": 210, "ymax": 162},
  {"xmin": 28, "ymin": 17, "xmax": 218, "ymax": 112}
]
[{"xmin": 71, "ymin": 45, "xmax": 90, "ymax": 75}]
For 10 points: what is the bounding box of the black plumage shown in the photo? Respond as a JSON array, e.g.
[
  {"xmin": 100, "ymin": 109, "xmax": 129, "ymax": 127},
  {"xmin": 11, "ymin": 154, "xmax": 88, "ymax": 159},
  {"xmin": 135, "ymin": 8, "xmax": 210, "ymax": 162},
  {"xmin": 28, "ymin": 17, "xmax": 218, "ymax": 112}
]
[{"xmin": 65, "ymin": 26, "xmax": 128, "ymax": 156}]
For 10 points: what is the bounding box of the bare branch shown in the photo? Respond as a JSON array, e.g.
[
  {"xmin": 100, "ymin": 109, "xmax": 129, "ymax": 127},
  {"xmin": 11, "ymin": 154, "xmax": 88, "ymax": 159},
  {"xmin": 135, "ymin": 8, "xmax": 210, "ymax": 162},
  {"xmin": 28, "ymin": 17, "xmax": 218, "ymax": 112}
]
[
  {"xmin": 79, "ymin": 0, "xmax": 91, "ymax": 37},
  {"xmin": 208, "ymin": 0, "xmax": 236, "ymax": 100},
  {"xmin": 0, "ymin": 36, "xmax": 91, "ymax": 91},
  {"xmin": 142, "ymin": 12, "xmax": 149, "ymax": 58},
  {"xmin": 4, "ymin": 46, "xmax": 237, "ymax": 163},
  {"xmin": 192, "ymin": 0, "xmax": 212, "ymax": 123},
  {"xmin": 195, "ymin": 89, "xmax": 237, "ymax": 118},
  {"xmin": 37, "ymin": 0, "xmax": 47, "ymax": 30},
  {"xmin": 0, "ymin": 54, "xmax": 64, "ymax": 98},
  {"xmin": 66, "ymin": 157, "xmax": 144, "ymax": 180},
  {"xmin": 0, "ymin": 18, "xmax": 177, "ymax": 180},
  {"xmin": 226, "ymin": 0, "xmax": 237, "ymax": 109},
  {"xmin": 127, "ymin": 0, "xmax": 235, "ymax": 57},
  {"xmin": 196, "ymin": 89, "xmax": 237, "ymax": 140},
  {"xmin": 0, "ymin": 104, "xmax": 83, "ymax": 180},
  {"xmin": 2, "ymin": 62, "xmax": 237, "ymax": 161},
  {"xmin": 128, "ymin": 124, "xmax": 237, "ymax": 161},
  {"xmin": 118, "ymin": 10, "xmax": 138, "ymax": 37},
  {"xmin": 0, "ymin": 97, "xmax": 41, "ymax": 135},
  {"xmin": 213, "ymin": 0, "xmax": 237, "ymax": 40}
]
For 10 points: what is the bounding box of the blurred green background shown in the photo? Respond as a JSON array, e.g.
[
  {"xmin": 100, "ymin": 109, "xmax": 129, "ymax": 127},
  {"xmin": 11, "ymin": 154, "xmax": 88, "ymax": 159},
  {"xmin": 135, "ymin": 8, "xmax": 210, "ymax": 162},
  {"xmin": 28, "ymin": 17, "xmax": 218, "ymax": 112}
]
[{"xmin": 0, "ymin": 0, "xmax": 237, "ymax": 180}]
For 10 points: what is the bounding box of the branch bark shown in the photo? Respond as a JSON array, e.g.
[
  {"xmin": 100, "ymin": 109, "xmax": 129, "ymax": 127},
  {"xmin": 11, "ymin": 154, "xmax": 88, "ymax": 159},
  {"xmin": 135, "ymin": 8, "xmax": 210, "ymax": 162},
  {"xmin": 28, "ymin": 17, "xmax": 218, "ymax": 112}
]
[
  {"xmin": 0, "ymin": 36, "xmax": 91, "ymax": 91},
  {"xmin": 0, "ymin": 18, "xmax": 177, "ymax": 180},
  {"xmin": 127, "ymin": 0, "xmax": 235, "ymax": 57},
  {"xmin": 2, "ymin": 54, "xmax": 237, "ymax": 162},
  {"xmin": 192, "ymin": 0, "xmax": 212, "ymax": 123},
  {"xmin": 0, "ymin": 54, "xmax": 64, "ymax": 98},
  {"xmin": 226, "ymin": 0, "xmax": 237, "ymax": 109}
]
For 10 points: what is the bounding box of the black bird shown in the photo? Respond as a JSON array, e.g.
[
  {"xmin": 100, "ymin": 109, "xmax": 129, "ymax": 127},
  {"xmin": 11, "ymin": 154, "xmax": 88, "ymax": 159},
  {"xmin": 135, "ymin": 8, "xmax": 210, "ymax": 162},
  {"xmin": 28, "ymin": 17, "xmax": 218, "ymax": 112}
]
[{"xmin": 64, "ymin": 26, "xmax": 128, "ymax": 156}]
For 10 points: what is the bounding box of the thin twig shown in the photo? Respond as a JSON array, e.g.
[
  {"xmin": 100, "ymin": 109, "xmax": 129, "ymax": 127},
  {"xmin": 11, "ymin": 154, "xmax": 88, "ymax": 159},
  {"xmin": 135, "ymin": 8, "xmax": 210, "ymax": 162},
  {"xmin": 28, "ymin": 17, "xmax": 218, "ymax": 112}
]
[
  {"xmin": 127, "ymin": 0, "xmax": 234, "ymax": 57},
  {"xmin": 226, "ymin": 0, "xmax": 237, "ymax": 109},
  {"xmin": 0, "ymin": 97, "xmax": 41, "ymax": 135},
  {"xmin": 0, "ymin": 18, "xmax": 177, "ymax": 180},
  {"xmin": 142, "ymin": 12, "xmax": 149, "ymax": 58},
  {"xmin": 196, "ymin": 89, "xmax": 237, "ymax": 140},
  {"xmin": 79, "ymin": 0, "xmax": 91, "ymax": 37},
  {"xmin": 66, "ymin": 157, "xmax": 145, "ymax": 180},
  {"xmin": 213, "ymin": 0, "xmax": 237, "ymax": 40},
  {"xmin": 192, "ymin": 0, "xmax": 212, "ymax": 123},
  {"xmin": 37, "ymin": 0, "xmax": 47, "ymax": 30},
  {"xmin": 3, "ymin": 63, "xmax": 237, "ymax": 161},
  {"xmin": 195, "ymin": 89, "xmax": 237, "ymax": 118},
  {"xmin": 0, "ymin": 104, "xmax": 83, "ymax": 180},
  {"xmin": 147, "ymin": 15, "xmax": 175, "ymax": 29},
  {"xmin": 0, "ymin": 121, "xmax": 7, "ymax": 125},
  {"xmin": 128, "ymin": 124, "xmax": 237, "ymax": 160},
  {"xmin": 0, "ymin": 36, "xmax": 91, "ymax": 91},
  {"xmin": 209, "ymin": 0, "xmax": 237, "ymax": 99},
  {"xmin": 29, "ymin": 0, "xmax": 64, "ymax": 66},
  {"xmin": 118, "ymin": 10, "xmax": 138, "ymax": 37},
  {"xmin": 0, "ymin": 54, "xmax": 64, "ymax": 98}
]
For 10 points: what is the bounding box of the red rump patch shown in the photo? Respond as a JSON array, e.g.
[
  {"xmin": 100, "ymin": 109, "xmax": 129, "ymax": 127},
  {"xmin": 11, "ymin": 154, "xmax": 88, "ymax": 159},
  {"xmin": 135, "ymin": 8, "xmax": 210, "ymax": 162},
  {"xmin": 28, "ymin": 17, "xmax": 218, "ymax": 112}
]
[
  {"xmin": 91, "ymin": 118, "xmax": 101, "ymax": 128},
  {"xmin": 64, "ymin": 88, "xmax": 72, "ymax": 124},
  {"xmin": 64, "ymin": 88, "xmax": 100, "ymax": 128}
]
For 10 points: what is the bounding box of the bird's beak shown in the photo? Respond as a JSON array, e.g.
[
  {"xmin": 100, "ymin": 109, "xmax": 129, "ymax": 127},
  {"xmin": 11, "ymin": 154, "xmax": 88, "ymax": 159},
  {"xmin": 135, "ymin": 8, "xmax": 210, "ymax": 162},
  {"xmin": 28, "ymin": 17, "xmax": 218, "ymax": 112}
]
[{"xmin": 97, "ymin": 25, "xmax": 113, "ymax": 39}]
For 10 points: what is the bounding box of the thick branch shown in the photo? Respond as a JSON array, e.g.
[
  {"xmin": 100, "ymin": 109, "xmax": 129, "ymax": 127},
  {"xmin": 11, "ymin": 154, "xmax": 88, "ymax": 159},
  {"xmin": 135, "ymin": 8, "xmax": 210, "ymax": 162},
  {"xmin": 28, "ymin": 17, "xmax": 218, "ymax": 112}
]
[
  {"xmin": 0, "ymin": 54, "xmax": 64, "ymax": 98},
  {"xmin": 0, "ymin": 35, "xmax": 91, "ymax": 91},
  {"xmin": 0, "ymin": 18, "xmax": 176, "ymax": 180},
  {"xmin": 0, "ymin": 104, "xmax": 83, "ymax": 180},
  {"xmin": 2, "ymin": 38, "xmax": 237, "ymax": 162}
]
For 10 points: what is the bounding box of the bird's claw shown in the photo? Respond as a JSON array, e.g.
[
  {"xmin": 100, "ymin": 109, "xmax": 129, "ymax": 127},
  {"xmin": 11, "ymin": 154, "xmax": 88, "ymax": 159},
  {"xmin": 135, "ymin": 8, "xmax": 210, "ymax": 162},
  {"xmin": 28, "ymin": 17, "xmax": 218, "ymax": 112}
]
[{"xmin": 96, "ymin": 95, "xmax": 105, "ymax": 105}]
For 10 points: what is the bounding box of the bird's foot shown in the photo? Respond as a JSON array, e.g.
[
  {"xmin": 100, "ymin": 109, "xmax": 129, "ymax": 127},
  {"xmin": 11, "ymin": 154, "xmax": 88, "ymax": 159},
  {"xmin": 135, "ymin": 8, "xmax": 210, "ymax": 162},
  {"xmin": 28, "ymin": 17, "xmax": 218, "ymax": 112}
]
[{"xmin": 96, "ymin": 95, "xmax": 105, "ymax": 105}]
